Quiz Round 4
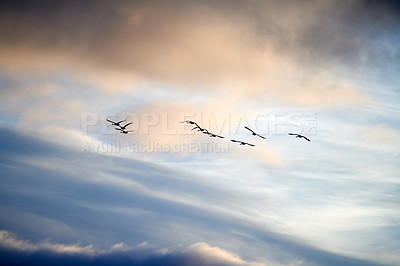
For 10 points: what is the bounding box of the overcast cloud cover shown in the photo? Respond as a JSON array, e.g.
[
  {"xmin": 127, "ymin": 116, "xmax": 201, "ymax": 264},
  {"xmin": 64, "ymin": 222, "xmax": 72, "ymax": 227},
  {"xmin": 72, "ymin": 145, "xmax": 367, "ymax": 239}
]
[{"xmin": 0, "ymin": 0, "xmax": 399, "ymax": 265}]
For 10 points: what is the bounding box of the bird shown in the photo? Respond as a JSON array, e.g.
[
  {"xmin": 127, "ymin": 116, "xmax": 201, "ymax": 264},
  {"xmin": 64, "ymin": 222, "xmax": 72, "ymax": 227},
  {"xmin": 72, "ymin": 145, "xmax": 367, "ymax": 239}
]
[
  {"xmin": 117, "ymin": 122, "xmax": 133, "ymax": 130},
  {"xmin": 181, "ymin": 120, "xmax": 197, "ymax": 125},
  {"xmin": 208, "ymin": 133, "xmax": 224, "ymax": 138},
  {"xmin": 244, "ymin": 126, "xmax": 266, "ymax": 139},
  {"xmin": 117, "ymin": 129, "xmax": 134, "ymax": 134},
  {"xmin": 231, "ymin": 139, "xmax": 255, "ymax": 146},
  {"xmin": 106, "ymin": 119, "xmax": 126, "ymax": 126},
  {"xmin": 191, "ymin": 125, "xmax": 209, "ymax": 134},
  {"xmin": 181, "ymin": 120, "xmax": 203, "ymax": 131},
  {"xmin": 288, "ymin": 133, "xmax": 311, "ymax": 142}
]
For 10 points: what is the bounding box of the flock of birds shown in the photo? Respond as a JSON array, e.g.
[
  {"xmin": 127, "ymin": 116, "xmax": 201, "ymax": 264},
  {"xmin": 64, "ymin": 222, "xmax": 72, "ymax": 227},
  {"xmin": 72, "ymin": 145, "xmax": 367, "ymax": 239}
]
[
  {"xmin": 181, "ymin": 120, "xmax": 311, "ymax": 146},
  {"xmin": 106, "ymin": 119, "xmax": 134, "ymax": 134},
  {"xmin": 106, "ymin": 118, "xmax": 311, "ymax": 144}
]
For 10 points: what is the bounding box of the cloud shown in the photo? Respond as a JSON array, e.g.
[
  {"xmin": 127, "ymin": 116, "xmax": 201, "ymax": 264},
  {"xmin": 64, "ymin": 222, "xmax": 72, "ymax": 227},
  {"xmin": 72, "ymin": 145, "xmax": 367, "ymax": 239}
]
[
  {"xmin": 0, "ymin": 126, "xmax": 392, "ymax": 265},
  {"xmin": 0, "ymin": 2, "xmax": 399, "ymax": 265},
  {"xmin": 0, "ymin": 0, "xmax": 379, "ymax": 107},
  {"xmin": 0, "ymin": 230, "xmax": 264, "ymax": 266},
  {"xmin": 183, "ymin": 242, "xmax": 258, "ymax": 266},
  {"xmin": 357, "ymin": 124, "xmax": 400, "ymax": 148},
  {"xmin": 0, "ymin": 230, "xmax": 96, "ymax": 256},
  {"xmin": 0, "ymin": 72, "xmax": 86, "ymax": 129}
]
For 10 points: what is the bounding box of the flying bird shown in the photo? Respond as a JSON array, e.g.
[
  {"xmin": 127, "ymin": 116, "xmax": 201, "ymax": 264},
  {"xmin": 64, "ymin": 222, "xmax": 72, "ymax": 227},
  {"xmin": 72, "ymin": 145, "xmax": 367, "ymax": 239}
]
[
  {"xmin": 181, "ymin": 120, "xmax": 197, "ymax": 125},
  {"xmin": 182, "ymin": 120, "xmax": 204, "ymax": 131},
  {"xmin": 106, "ymin": 119, "xmax": 126, "ymax": 126},
  {"xmin": 244, "ymin": 126, "xmax": 266, "ymax": 139},
  {"xmin": 208, "ymin": 133, "xmax": 224, "ymax": 138},
  {"xmin": 117, "ymin": 129, "xmax": 134, "ymax": 134},
  {"xmin": 117, "ymin": 122, "xmax": 133, "ymax": 130},
  {"xmin": 231, "ymin": 139, "xmax": 255, "ymax": 146},
  {"xmin": 288, "ymin": 133, "xmax": 311, "ymax": 142},
  {"xmin": 192, "ymin": 126, "xmax": 209, "ymax": 134}
]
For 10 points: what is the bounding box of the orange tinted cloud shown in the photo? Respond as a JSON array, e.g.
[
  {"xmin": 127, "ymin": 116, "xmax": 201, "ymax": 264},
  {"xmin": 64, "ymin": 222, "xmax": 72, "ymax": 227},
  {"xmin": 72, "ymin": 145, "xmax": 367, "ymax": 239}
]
[{"xmin": 0, "ymin": 0, "xmax": 379, "ymax": 106}]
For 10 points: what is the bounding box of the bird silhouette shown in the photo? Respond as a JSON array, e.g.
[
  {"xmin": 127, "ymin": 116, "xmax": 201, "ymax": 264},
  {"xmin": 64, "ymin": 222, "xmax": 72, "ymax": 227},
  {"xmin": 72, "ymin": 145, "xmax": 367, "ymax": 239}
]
[
  {"xmin": 231, "ymin": 139, "xmax": 255, "ymax": 146},
  {"xmin": 202, "ymin": 130, "xmax": 211, "ymax": 135},
  {"xmin": 117, "ymin": 122, "xmax": 133, "ymax": 130},
  {"xmin": 116, "ymin": 128, "xmax": 134, "ymax": 134},
  {"xmin": 106, "ymin": 119, "xmax": 126, "ymax": 126},
  {"xmin": 191, "ymin": 125, "xmax": 209, "ymax": 134},
  {"xmin": 181, "ymin": 120, "xmax": 198, "ymax": 125},
  {"xmin": 208, "ymin": 133, "xmax": 224, "ymax": 138},
  {"xmin": 288, "ymin": 133, "xmax": 311, "ymax": 142},
  {"xmin": 244, "ymin": 126, "xmax": 266, "ymax": 139}
]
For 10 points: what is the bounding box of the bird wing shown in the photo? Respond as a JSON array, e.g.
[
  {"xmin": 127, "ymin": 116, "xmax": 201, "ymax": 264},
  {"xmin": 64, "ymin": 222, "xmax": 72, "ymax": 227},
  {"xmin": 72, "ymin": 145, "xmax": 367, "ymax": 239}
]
[
  {"xmin": 115, "ymin": 127, "xmax": 123, "ymax": 131},
  {"xmin": 117, "ymin": 119, "xmax": 126, "ymax": 124},
  {"xmin": 217, "ymin": 135, "xmax": 224, "ymax": 138},
  {"xmin": 192, "ymin": 122, "xmax": 201, "ymax": 128},
  {"xmin": 303, "ymin": 136, "xmax": 311, "ymax": 142},
  {"xmin": 288, "ymin": 133, "xmax": 297, "ymax": 136},
  {"xmin": 231, "ymin": 139, "xmax": 240, "ymax": 143},
  {"xmin": 106, "ymin": 119, "xmax": 116, "ymax": 124},
  {"xmin": 256, "ymin": 134, "xmax": 266, "ymax": 139},
  {"xmin": 191, "ymin": 126, "xmax": 200, "ymax": 131},
  {"xmin": 203, "ymin": 129, "xmax": 209, "ymax": 134},
  {"xmin": 124, "ymin": 122, "xmax": 133, "ymax": 127},
  {"xmin": 242, "ymin": 141, "xmax": 254, "ymax": 146},
  {"xmin": 244, "ymin": 126, "xmax": 255, "ymax": 134}
]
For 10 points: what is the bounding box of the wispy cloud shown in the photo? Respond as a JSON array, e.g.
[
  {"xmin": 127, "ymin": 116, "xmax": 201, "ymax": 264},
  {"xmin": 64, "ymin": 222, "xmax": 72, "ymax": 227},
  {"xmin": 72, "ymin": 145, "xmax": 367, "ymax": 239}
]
[
  {"xmin": 357, "ymin": 124, "xmax": 400, "ymax": 148},
  {"xmin": 0, "ymin": 127, "xmax": 393, "ymax": 265}
]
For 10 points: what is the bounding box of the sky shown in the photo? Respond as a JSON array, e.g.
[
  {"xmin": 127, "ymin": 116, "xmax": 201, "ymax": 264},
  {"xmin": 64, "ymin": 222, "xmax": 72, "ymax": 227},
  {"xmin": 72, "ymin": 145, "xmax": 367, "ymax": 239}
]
[{"xmin": 0, "ymin": 0, "xmax": 399, "ymax": 265}]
